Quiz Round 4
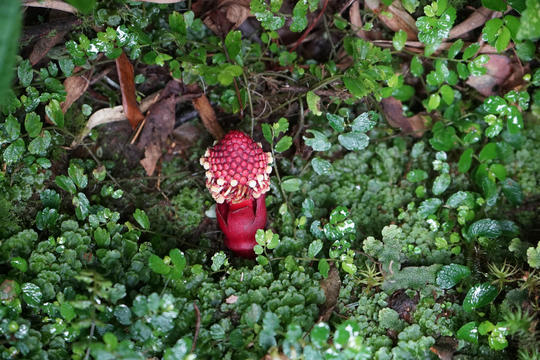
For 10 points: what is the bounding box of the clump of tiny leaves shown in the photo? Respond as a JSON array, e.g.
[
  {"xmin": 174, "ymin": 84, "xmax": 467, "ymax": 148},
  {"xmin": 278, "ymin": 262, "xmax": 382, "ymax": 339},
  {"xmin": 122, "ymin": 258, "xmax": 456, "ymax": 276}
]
[{"xmin": 0, "ymin": 0, "xmax": 539, "ymax": 358}]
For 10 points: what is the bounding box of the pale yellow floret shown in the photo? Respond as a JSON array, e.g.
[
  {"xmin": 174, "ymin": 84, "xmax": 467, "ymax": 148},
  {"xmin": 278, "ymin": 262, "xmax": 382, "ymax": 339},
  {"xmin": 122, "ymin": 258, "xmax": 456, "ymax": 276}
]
[
  {"xmin": 217, "ymin": 178, "xmax": 225, "ymax": 186},
  {"xmin": 230, "ymin": 179, "xmax": 238, "ymax": 186}
]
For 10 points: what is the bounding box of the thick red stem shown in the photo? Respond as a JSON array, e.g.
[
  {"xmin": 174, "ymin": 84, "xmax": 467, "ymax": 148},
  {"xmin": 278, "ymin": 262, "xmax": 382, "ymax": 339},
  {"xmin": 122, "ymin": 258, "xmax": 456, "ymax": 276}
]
[{"xmin": 216, "ymin": 195, "xmax": 267, "ymax": 258}]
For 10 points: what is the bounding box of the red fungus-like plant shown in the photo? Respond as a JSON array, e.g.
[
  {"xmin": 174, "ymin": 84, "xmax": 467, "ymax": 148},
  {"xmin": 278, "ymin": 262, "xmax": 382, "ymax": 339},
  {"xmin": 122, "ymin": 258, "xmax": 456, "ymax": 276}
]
[{"xmin": 200, "ymin": 131, "xmax": 273, "ymax": 257}]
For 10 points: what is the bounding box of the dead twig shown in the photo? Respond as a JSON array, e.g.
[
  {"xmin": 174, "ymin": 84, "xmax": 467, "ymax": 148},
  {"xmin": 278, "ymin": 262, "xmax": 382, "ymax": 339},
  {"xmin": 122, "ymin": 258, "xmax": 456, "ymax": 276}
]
[
  {"xmin": 290, "ymin": 0, "xmax": 330, "ymax": 52},
  {"xmin": 191, "ymin": 302, "xmax": 201, "ymax": 353}
]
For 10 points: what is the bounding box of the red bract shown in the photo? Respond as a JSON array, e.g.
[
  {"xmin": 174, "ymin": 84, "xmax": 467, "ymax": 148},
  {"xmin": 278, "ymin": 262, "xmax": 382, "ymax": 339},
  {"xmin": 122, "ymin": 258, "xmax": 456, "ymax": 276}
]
[{"xmin": 200, "ymin": 131, "xmax": 273, "ymax": 257}]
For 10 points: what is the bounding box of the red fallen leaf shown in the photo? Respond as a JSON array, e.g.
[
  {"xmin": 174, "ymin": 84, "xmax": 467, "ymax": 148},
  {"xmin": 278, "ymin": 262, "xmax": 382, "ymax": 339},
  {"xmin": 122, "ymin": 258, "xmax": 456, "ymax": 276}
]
[
  {"xmin": 381, "ymin": 97, "xmax": 428, "ymax": 137},
  {"xmin": 61, "ymin": 76, "xmax": 89, "ymax": 113},
  {"xmin": 116, "ymin": 52, "xmax": 144, "ymax": 129},
  {"xmin": 466, "ymin": 54, "xmax": 511, "ymax": 97},
  {"xmin": 192, "ymin": 93, "xmax": 225, "ymax": 140}
]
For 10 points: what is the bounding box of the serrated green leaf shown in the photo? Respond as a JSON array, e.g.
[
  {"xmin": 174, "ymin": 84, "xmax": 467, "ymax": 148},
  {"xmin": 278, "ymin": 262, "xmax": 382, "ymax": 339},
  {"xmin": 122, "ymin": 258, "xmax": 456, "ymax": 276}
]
[
  {"xmin": 24, "ymin": 112, "xmax": 42, "ymax": 138},
  {"xmin": 306, "ymin": 91, "xmax": 322, "ymax": 116},
  {"xmin": 318, "ymin": 258, "xmax": 329, "ymax": 278},
  {"xmin": 393, "ymin": 29, "xmax": 407, "ymax": 51},
  {"xmin": 468, "ymin": 219, "xmax": 502, "ymax": 238},
  {"xmin": 432, "ymin": 173, "xmax": 451, "ymax": 195},
  {"xmin": 304, "ymin": 130, "xmax": 331, "ymax": 151},
  {"xmin": 274, "ymin": 136, "xmax": 292, "ymax": 153},
  {"xmin": 134, "ymin": 209, "xmax": 150, "ymax": 230},
  {"xmin": 458, "ymin": 148, "xmax": 473, "ymax": 173},
  {"xmin": 45, "ymin": 99, "xmax": 64, "ymax": 127},
  {"xmin": 436, "ymin": 264, "xmax": 471, "ymax": 289},
  {"xmin": 148, "ymin": 254, "xmax": 170, "ymax": 275},
  {"xmin": 338, "ymin": 131, "xmax": 369, "ymax": 151},
  {"xmin": 308, "ymin": 240, "xmax": 323, "ymax": 258},
  {"xmin": 463, "ymin": 282, "xmax": 498, "ymax": 312},
  {"xmin": 311, "ymin": 157, "xmax": 333, "ymax": 175},
  {"xmin": 327, "ymin": 113, "xmax": 345, "ymax": 132}
]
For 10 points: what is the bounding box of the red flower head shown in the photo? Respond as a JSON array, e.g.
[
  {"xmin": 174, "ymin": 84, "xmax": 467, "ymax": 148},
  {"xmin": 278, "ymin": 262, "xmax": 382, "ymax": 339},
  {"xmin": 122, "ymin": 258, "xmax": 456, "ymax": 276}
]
[{"xmin": 200, "ymin": 131, "xmax": 273, "ymax": 257}]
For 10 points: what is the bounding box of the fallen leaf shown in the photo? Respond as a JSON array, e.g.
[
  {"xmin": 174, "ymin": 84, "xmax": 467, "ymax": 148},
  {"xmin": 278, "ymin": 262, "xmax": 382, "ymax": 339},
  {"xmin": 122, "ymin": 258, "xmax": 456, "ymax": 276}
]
[
  {"xmin": 448, "ymin": 7, "xmax": 494, "ymax": 39},
  {"xmin": 381, "ymin": 97, "xmax": 428, "ymax": 137},
  {"xmin": 350, "ymin": 0, "xmax": 370, "ymax": 39},
  {"xmin": 225, "ymin": 295, "xmax": 238, "ymax": 304},
  {"xmin": 29, "ymin": 21, "xmax": 70, "ymax": 65},
  {"xmin": 365, "ymin": 0, "xmax": 418, "ymax": 40},
  {"xmin": 137, "ymin": 81, "xmax": 181, "ymax": 175},
  {"xmin": 318, "ymin": 265, "xmax": 341, "ymax": 322},
  {"xmin": 22, "ymin": 0, "xmax": 77, "ymax": 13},
  {"xmin": 61, "ymin": 76, "xmax": 89, "ymax": 113},
  {"xmin": 116, "ymin": 52, "xmax": 144, "ymax": 129},
  {"xmin": 466, "ymin": 54, "xmax": 511, "ymax": 96},
  {"xmin": 71, "ymin": 91, "xmax": 161, "ymax": 147},
  {"xmin": 194, "ymin": 0, "xmax": 251, "ymax": 36},
  {"xmin": 192, "ymin": 93, "xmax": 225, "ymax": 140},
  {"xmin": 140, "ymin": 142, "xmax": 162, "ymax": 176},
  {"xmin": 430, "ymin": 336, "xmax": 458, "ymax": 360}
]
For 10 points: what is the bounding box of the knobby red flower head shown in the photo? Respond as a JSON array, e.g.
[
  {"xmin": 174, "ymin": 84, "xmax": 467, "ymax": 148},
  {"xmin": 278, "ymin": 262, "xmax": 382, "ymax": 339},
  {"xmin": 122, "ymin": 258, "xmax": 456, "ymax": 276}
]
[{"xmin": 200, "ymin": 131, "xmax": 273, "ymax": 257}]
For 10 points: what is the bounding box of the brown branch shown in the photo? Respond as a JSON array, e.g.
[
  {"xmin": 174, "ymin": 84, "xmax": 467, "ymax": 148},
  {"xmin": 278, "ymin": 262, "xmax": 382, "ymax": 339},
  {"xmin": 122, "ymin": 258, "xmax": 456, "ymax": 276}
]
[
  {"xmin": 191, "ymin": 302, "xmax": 201, "ymax": 353},
  {"xmin": 290, "ymin": 0, "xmax": 330, "ymax": 53}
]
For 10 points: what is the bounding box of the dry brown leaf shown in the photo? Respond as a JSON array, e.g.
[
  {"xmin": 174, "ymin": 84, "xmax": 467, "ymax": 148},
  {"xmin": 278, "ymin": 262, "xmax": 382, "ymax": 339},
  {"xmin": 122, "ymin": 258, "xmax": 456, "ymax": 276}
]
[
  {"xmin": 29, "ymin": 27, "xmax": 70, "ymax": 65},
  {"xmin": 195, "ymin": 0, "xmax": 251, "ymax": 35},
  {"xmin": 365, "ymin": 0, "xmax": 417, "ymax": 40},
  {"xmin": 137, "ymin": 81, "xmax": 181, "ymax": 176},
  {"xmin": 61, "ymin": 76, "xmax": 89, "ymax": 113},
  {"xmin": 430, "ymin": 336, "xmax": 459, "ymax": 360},
  {"xmin": 23, "ymin": 0, "xmax": 77, "ymax": 13},
  {"xmin": 466, "ymin": 54, "xmax": 511, "ymax": 96},
  {"xmin": 449, "ymin": 7, "xmax": 494, "ymax": 39},
  {"xmin": 140, "ymin": 143, "xmax": 162, "ymax": 176},
  {"xmin": 349, "ymin": 0, "xmax": 369, "ymax": 39},
  {"xmin": 116, "ymin": 52, "xmax": 145, "ymax": 129},
  {"xmin": 381, "ymin": 97, "xmax": 428, "ymax": 137},
  {"xmin": 70, "ymin": 91, "xmax": 161, "ymax": 147},
  {"xmin": 318, "ymin": 266, "xmax": 341, "ymax": 322},
  {"xmin": 192, "ymin": 94, "xmax": 225, "ymax": 140}
]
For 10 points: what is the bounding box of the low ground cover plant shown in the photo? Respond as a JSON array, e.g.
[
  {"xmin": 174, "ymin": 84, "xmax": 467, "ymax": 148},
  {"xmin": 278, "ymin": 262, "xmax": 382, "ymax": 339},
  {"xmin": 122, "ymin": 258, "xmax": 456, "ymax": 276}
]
[{"xmin": 0, "ymin": 0, "xmax": 538, "ymax": 359}]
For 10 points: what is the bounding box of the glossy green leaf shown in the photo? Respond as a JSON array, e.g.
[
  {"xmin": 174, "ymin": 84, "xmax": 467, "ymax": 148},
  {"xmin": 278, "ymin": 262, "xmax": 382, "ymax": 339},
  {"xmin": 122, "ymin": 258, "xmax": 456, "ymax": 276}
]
[
  {"xmin": 458, "ymin": 148, "xmax": 474, "ymax": 173},
  {"xmin": 463, "ymin": 282, "xmax": 498, "ymax": 312},
  {"xmin": 306, "ymin": 91, "xmax": 322, "ymax": 116},
  {"xmin": 407, "ymin": 169, "xmax": 428, "ymax": 182},
  {"xmin": 393, "ymin": 29, "xmax": 407, "ymax": 51},
  {"xmin": 22, "ymin": 282, "xmax": 42, "ymax": 307},
  {"xmin": 311, "ymin": 157, "xmax": 333, "ymax": 175},
  {"xmin": 338, "ymin": 131, "xmax": 369, "ymax": 151},
  {"xmin": 457, "ymin": 322, "xmax": 479, "ymax": 343},
  {"xmin": 468, "ymin": 219, "xmax": 502, "ymax": 238},
  {"xmin": 274, "ymin": 136, "xmax": 292, "ymax": 153},
  {"xmin": 327, "ymin": 113, "xmax": 345, "ymax": 132},
  {"xmin": 304, "ymin": 130, "xmax": 331, "ymax": 151},
  {"xmin": 134, "ymin": 209, "xmax": 150, "ymax": 230},
  {"xmin": 432, "ymin": 173, "xmax": 451, "ymax": 195},
  {"xmin": 436, "ymin": 264, "xmax": 471, "ymax": 289},
  {"xmin": 148, "ymin": 254, "xmax": 170, "ymax": 275}
]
